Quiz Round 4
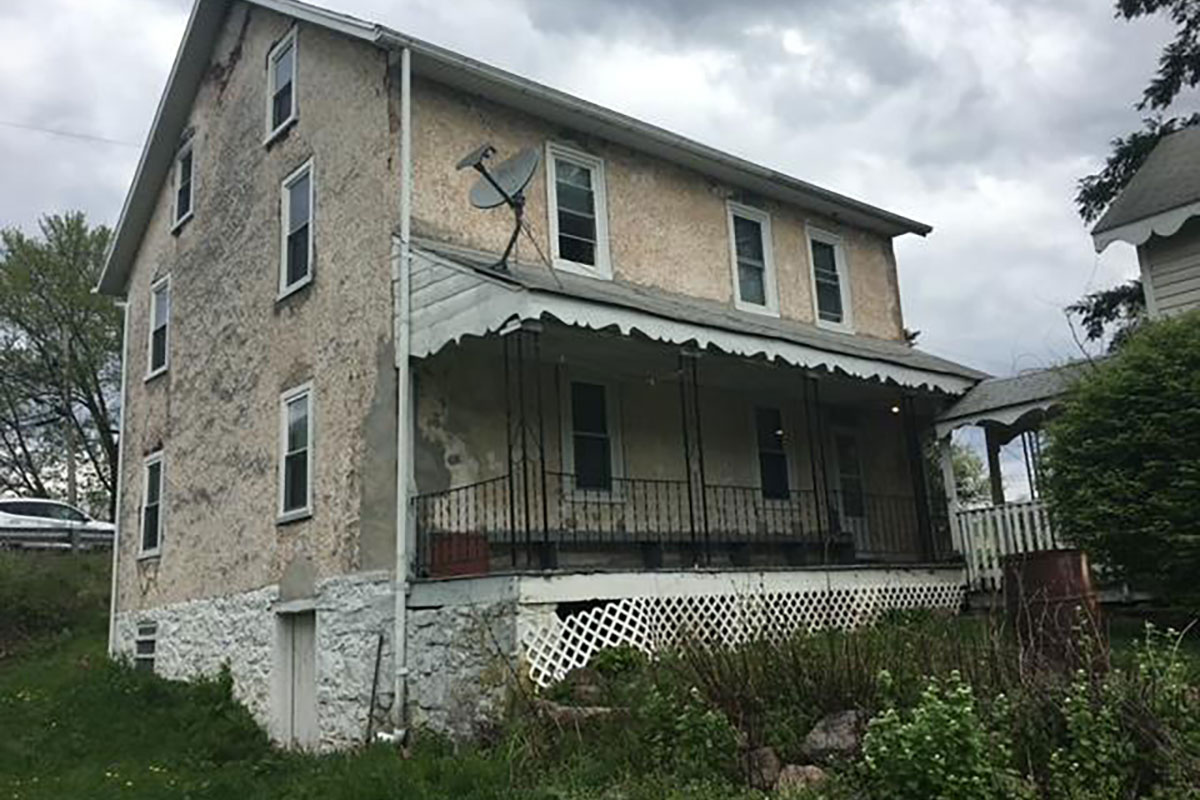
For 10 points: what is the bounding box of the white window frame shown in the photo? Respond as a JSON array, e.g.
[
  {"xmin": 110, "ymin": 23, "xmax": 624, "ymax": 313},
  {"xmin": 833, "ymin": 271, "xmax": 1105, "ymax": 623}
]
[
  {"xmin": 545, "ymin": 142, "xmax": 612, "ymax": 279},
  {"xmin": 806, "ymin": 225, "xmax": 854, "ymax": 333},
  {"xmin": 139, "ymin": 451, "xmax": 164, "ymax": 558},
  {"xmin": 145, "ymin": 275, "xmax": 170, "ymax": 381},
  {"xmin": 278, "ymin": 382, "xmax": 314, "ymax": 524},
  {"xmin": 278, "ymin": 159, "xmax": 314, "ymax": 299},
  {"xmin": 559, "ymin": 371, "xmax": 624, "ymax": 500},
  {"xmin": 727, "ymin": 202, "xmax": 779, "ymax": 315},
  {"xmin": 264, "ymin": 27, "xmax": 298, "ymax": 145},
  {"xmin": 171, "ymin": 140, "xmax": 194, "ymax": 232}
]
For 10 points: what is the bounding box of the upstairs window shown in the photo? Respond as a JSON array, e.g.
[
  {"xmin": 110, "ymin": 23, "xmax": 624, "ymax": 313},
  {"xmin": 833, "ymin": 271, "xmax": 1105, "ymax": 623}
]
[
  {"xmin": 279, "ymin": 160, "xmax": 313, "ymax": 296},
  {"xmin": 173, "ymin": 143, "xmax": 193, "ymax": 228},
  {"xmin": 141, "ymin": 451, "xmax": 164, "ymax": 555},
  {"xmin": 755, "ymin": 407, "xmax": 790, "ymax": 500},
  {"xmin": 547, "ymin": 144, "xmax": 610, "ymax": 277},
  {"xmin": 808, "ymin": 228, "xmax": 852, "ymax": 330},
  {"xmin": 266, "ymin": 29, "xmax": 297, "ymax": 140},
  {"xmin": 146, "ymin": 277, "xmax": 170, "ymax": 378},
  {"xmin": 279, "ymin": 383, "xmax": 313, "ymax": 521},
  {"xmin": 569, "ymin": 381, "xmax": 614, "ymax": 491},
  {"xmin": 728, "ymin": 203, "xmax": 777, "ymax": 313}
]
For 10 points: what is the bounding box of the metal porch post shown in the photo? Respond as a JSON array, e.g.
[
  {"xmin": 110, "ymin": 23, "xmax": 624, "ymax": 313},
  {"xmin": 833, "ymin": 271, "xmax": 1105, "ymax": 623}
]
[
  {"xmin": 804, "ymin": 375, "xmax": 835, "ymax": 563},
  {"xmin": 901, "ymin": 394, "xmax": 935, "ymax": 561},
  {"xmin": 678, "ymin": 349, "xmax": 709, "ymax": 565}
]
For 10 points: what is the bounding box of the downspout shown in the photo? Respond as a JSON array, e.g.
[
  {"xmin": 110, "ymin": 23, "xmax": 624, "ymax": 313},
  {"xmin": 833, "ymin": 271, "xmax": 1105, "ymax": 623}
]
[
  {"xmin": 391, "ymin": 44, "xmax": 413, "ymax": 740},
  {"xmin": 107, "ymin": 300, "xmax": 131, "ymax": 657}
]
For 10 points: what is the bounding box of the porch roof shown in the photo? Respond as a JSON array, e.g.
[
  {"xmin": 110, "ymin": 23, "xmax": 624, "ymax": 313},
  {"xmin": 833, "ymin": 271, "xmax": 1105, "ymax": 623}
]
[
  {"xmin": 933, "ymin": 359, "xmax": 1100, "ymax": 436},
  {"xmin": 409, "ymin": 239, "xmax": 987, "ymax": 394}
]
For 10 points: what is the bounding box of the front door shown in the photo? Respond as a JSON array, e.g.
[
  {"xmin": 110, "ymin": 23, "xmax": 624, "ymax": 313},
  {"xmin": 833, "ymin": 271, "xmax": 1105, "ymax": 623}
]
[
  {"xmin": 278, "ymin": 611, "xmax": 317, "ymax": 748},
  {"xmin": 831, "ymin": 430, "xmax": 870, "ymax": 553}
]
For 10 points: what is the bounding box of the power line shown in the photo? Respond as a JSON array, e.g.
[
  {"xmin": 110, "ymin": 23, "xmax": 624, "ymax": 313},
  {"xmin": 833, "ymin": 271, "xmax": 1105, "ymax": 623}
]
[{"xmin": 0, "ymin": 119, "xmax": 140, "ymax": 148}]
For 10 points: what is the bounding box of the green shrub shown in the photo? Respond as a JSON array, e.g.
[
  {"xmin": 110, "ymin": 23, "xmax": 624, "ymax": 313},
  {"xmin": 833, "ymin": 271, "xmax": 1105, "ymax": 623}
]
[
  {"xmin": 1042, "ymin": 311, "xmax": 1200, "ymax": 599},
  {"xmin": 858, "ymin": 671, "xmax": 1029, "ymax": 800},
  {"xmin": 0, "ymin": 551, "xmax": 110, "ymax": 655}
]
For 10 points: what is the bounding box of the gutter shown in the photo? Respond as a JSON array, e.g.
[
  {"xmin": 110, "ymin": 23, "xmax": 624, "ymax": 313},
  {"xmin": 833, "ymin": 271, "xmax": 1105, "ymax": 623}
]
[{"xmin": 107, "ymin": 300, "xmax": 131, "ymax": 656}]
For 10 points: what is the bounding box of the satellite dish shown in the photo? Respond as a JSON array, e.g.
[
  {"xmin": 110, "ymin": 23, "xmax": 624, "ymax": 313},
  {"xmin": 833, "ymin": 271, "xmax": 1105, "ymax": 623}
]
[
  {"xmin": 469, "ymin": 147, "xmax": 540, "ymax": 209},
  {"xmin": 455, "ymin": 143, "xmax": 541, "ymax": 271}
]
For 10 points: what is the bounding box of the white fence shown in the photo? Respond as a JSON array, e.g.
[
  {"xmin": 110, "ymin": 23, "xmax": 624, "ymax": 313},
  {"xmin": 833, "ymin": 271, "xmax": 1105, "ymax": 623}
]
[
  {"xmin": 954, "ymin": 499, "xmax": 1060, "ymax": 592},
  {"xmin": 0, "ymin": 527, "xmax": 113, "ymax": 551}
]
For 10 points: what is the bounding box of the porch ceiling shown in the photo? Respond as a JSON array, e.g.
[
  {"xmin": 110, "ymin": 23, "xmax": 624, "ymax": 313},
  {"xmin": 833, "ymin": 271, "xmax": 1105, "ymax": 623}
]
[{"xmin": 409, "ymin": 239, "xmax": 986, "ymax": 395}]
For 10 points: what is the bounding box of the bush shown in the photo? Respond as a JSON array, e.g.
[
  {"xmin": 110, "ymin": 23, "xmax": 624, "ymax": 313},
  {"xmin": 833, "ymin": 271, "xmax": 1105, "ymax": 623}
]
[{"xmin": 1043, "ymin": 311, "xmax": 1200, "ymax": 599}]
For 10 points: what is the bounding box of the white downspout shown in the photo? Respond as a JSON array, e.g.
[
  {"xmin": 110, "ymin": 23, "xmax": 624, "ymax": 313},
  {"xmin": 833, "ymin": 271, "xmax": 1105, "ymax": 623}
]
[
  {"xmin": 107, "ymin": 300, "xmax": 131, "ymax": 657},
  {"xmin": 391, "ymin": 44, "xmax": 413, "ymax": 739}
]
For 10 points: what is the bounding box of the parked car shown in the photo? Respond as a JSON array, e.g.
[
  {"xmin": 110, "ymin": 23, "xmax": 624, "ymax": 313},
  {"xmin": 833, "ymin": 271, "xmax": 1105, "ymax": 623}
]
[{"xmin": 0, "ymin": 498, "xmax": 114, "ymax": 548}]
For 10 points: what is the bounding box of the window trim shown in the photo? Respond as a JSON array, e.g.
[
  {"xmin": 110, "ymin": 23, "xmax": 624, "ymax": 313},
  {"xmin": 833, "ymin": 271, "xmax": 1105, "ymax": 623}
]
[
  {"xmin": 559, "ymin": 371, "xmax": 624, "ymax": 501},
  {"xmin": 727, "ymin": 201, "xmax": 779, "ymax": 316},
  {"xmin": 170, "ymin": 141, "xmax": 194, "ymax": 232},
  {"xmin": 145, "ymin": 275, "xmax": 170, "ymax": 381},
  {"xmin": 545, "ymin": 142, "xmax": 612, "ymax": 279},
  {"xmin": 277, "ymin": 381, "xmax": 314, "ymax": 524},
  {"xmin": 806, "ymin": 225, "xmax": 854, "ymax": 333},
  {"xmin": 278, "ymin": 158, "xmax": 315, "ymax": 300},
  {"xmin": 264, "ymin": 27, "xmax": 299, "ymax": 145},
  {"xmin": 139, "ymin": 451, "xmax": 164, "ymax": 559}
]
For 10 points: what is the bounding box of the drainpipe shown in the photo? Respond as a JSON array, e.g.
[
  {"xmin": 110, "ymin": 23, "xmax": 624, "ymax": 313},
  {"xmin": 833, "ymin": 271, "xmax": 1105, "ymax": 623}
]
[
  {"xmin": 107, "ymin": 300, "xmax": 130, "ymax": 657},
  {"xmin": 391, "ymin": 44, "xmax": 413, "ymax": 740}
]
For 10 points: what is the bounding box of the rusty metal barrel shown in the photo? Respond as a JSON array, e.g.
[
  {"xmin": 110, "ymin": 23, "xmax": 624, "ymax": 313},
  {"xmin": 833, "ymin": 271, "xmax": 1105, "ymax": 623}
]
[{"xmin": 1004, "ymin": 549, "xmax": 1101, "ymax": 660}]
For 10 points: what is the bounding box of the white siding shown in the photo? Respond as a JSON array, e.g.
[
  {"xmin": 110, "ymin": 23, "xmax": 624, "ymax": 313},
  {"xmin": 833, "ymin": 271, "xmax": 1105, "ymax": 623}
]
[{"xmin": 1140, "ymin": 217, "xmax": 1200, "ymax": 318}]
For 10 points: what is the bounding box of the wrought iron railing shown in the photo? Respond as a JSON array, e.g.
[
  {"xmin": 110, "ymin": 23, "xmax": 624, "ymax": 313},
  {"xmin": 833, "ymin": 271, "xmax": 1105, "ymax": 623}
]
[{"xmin": 414, "ymin": 472, "xmax": 946, "ymax": 578}]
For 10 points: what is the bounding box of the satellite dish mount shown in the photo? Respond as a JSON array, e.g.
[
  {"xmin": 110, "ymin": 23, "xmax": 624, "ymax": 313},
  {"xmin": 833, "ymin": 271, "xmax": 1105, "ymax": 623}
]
[{"xmin": 457, "ymin": 143, "xmax": 540, "ymax": 271}]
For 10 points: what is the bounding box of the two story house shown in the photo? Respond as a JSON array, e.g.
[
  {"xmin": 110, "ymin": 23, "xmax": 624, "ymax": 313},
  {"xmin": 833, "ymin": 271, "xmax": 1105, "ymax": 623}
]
[{"xmin": 98, "ymin": 0, "xmax": 986, "ymax": 748}]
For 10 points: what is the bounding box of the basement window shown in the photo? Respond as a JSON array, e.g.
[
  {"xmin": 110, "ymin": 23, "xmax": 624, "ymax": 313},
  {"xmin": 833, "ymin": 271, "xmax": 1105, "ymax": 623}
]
[
  {"xmin": 134, "ymin": 622, "xmax": 157, "ymax": 671},
  {"xmin": 140, "ymin": 451, "xmax": 164, "ymax": 557},
  {"xmin": 728, "ymin": 203, "xmax": 778, "ymax": 314},
  {"xmin": 278, "ymin": 383, "xmax": 313, "ymax": 522},
  {"xmin": 279, "ymin": 160, "xmax": 313, "ymax": 298},
  {"xmin": 266, "ymin": 28, "xmax": 298, "ymax": 142},
  {"xmin": 146, "ymin": 276, "xmax": 169, "ymax": 380}
]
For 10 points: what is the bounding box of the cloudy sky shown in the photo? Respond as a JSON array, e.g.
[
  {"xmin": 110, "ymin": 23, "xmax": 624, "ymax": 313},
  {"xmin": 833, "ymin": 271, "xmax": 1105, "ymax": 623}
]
[{"xmin": 0, "ymin": 0, "xmax": 1181, "ymax": 490}]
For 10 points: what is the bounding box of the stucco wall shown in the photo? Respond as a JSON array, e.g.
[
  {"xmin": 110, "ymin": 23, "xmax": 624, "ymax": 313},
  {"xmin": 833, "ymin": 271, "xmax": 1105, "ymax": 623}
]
[
  {"xmin": 410, "ymin": 78, "xmax": 905, "ymax": 340},
  {"xmin": 114, "ymin": 2, "xmax": 400, "ymax": 615}
]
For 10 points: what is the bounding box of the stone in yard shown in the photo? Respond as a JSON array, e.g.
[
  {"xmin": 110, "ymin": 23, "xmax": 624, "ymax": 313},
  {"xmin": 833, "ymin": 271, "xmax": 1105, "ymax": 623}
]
[
  {"xmin": 562, "ymin": 667, "xmax": 605, "ymax": 706},
  {"xmin": 801, "ymin": 710, "xmax": 868, "ymax": 763},
  {"xmin": 776, "ymin": 764, "xmax": 828, "ymax": 794},
  {"xmin": 741, "ymin": 745, "xmax": 781, "ymax": 791}
]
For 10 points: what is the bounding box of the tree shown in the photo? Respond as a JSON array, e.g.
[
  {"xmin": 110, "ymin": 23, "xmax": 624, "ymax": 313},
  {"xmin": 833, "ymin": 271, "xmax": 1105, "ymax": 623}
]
[
  {"xmin": 952, "ymin": 443, "xmax": 989, "ymax": 506},
  {"xmin": 0, "ymin": 213, "xmax": 121, "ymax": 517},
  {"xmin": 1065, "ymin": 279, "xmax": 1147, "ymax": 351},
  {"xmin": 1075, "ymin": 0, "xmax": 1200, "ymax": 223},
  {"xmin": 1042, "ymin": 311, "xmax": 1200, "ymax": 598}
]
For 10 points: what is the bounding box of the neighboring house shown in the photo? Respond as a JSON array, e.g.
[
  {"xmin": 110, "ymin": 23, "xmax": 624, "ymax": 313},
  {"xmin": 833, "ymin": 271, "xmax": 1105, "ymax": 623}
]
[
  {"xmin": 1092, "ymin": 126, "xmax": 1200, "ymax": 318},
  {"xmin": 98, "ymin": 0, "xmax": 989, "ymax": 749}
]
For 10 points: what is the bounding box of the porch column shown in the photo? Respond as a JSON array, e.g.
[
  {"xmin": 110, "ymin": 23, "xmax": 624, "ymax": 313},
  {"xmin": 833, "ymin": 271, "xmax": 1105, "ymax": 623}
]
[
  {"xmin": 901, "ymin": 394, "xmax": 936, "ymax": 561},
  {"xmin": 937, "ymin": 434, "xmax": 962, "ymax": 553},
  {"xmin": 502, "ymin": 320, "xmax": 550, "ymax": 569},
  {"xmin": 984, "ymin": 425, "xmax": 1006, "ymax": 506},
  {"xmin": 677, "ymin": 348, "xmax": 709, "ymax": 564},
  {"xmin": 802, "ymin": 374, "xmax": 835, "ymax": 562}
]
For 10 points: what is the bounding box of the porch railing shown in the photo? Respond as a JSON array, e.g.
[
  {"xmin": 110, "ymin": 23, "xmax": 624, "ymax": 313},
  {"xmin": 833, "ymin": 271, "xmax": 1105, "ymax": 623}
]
[
  {"xmin": 414, "ymin": 472, "xmax": 948, "ymax": 577},
  {"xmin": 955, "ymin": 498, "xmax": 1060, "ymax": 592}
]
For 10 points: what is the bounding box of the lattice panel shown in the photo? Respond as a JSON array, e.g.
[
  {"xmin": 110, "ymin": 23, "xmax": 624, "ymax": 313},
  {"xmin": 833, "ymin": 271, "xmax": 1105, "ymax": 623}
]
[{"xmin": 521, "ymin": 579, "xmax": 965, "ymax": 688}]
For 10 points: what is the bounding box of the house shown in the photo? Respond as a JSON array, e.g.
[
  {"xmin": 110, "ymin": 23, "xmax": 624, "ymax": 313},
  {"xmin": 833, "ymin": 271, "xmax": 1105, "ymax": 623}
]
[
  {"xmin": 98, "ymin": 0, "xmax": 989, "ymax": 749},
  {"xmin": 1092, "ymin": 126, "xmax": 1200, "ymax": 318}
]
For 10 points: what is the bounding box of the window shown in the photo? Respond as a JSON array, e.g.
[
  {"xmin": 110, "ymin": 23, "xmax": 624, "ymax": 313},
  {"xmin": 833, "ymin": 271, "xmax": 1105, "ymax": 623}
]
[
  {"xmin": 135, "ymin": 622, "xmax": 157, "ymax": 672},
  {"xmin": 266, "ymin": 29, "xmax": 297, "ymax": 140},
  {"xmin": 808, "ymin": 228, "xmax": 852, "ymax": 330},
  {"xmin": 728, "ymin": 203, "xmax": 777, "ymax": 313},
  {"xmin": 546, "ymin": 144, "xmax": 610, "ymax": 277},
  {"xmin": 833, "ymin": 432, "xmax": 865, "ymax": 519},
  {"xmin": 173, "ymin": 143, "xmax": 193, "ymax": 228},
  {"xmin": 140, "ymin": 452, "xmax": 164, "ymax": 555},
  {"xmin": 569, "ymin": 381, "xmax": 614, "ymax": 491},
  {"xmin": 279, "ymin": 160, "xmax": 313, "ymax": 296},
  {"xmin": 279, "ymin": 383, "xmax": 313, "ymax": 521},
  {"xmin": 42, "ymin": 503, "xmax": 87, "ymax": 523},
  {"xmin": 755, "ymin": 407, "xmax": 790, "ymax": 500},
  {"xmin": 146, "ymin": 277, "xmax": 169, "ymax": 379}
]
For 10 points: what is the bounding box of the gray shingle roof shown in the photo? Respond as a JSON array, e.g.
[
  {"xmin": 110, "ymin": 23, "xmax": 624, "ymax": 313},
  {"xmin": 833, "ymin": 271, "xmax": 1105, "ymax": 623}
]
[
  {"xmin": 416, "ymin": 239, "xmax": 988, "ymax": 384},
  {"xmin": 936, "ymin": 360, "xmax": 1100, "ymax": 424},
  {"xmin": 1092, "ymin": 126, "xmax": 1200, "ymax": 235}
]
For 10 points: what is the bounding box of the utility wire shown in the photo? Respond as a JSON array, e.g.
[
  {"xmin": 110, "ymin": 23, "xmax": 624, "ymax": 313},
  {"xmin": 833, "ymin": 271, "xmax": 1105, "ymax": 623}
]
[{"xmin": 0, "ymin": 119, "xmax": 140, "ymax": 148}]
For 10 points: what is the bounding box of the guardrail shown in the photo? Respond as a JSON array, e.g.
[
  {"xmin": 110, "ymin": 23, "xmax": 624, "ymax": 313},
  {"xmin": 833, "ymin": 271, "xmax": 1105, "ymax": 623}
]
[
  {"xmin": 0, "ymin": 527, "xmax": 114, "ymax": 551},
  {"xmin": 955, "ymin": 499, "xmax": 1059, "ymax": 592}
]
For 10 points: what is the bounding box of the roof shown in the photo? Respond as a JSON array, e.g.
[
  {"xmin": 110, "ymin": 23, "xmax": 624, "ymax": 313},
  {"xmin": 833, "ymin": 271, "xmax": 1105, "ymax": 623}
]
[
  {"xmin": 1092, "ymin": 126, "xmax": 1200, "ymax": 252},
  {"xmin": 934, "ymin": 360, "xmax": 1099, "ymax": 434},
  {"xmin": 410, "ymin": 239, "xmax": 988, "ymax": 394},
  {"xmin": 97, "ymin": 0, "xmax": 933, "ymax": 296}
]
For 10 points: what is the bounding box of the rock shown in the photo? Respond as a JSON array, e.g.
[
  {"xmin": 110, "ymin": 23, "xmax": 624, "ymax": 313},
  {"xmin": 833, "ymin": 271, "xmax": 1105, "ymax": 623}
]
[
  {"xmin": 776, "ymin": 764, "xmax": 828, "ymax": 794},
  {"xmin": 741, "ymin": 745, "xmax": 782, "ymax": 791},
  {"xmin": 532, "ymin": 698, "xmax": 625, "ymax": 727},
  {"xmin": 562, "ymin": 667, "xmax": 605, "ymax": 706},
  {"xmin": 801, "ymin": 710, "xmax": 867, "ymax": 763}
]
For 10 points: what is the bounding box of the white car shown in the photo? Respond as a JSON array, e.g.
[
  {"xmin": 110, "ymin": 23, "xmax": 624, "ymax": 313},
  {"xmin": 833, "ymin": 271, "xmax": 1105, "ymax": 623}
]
[{"xmin": 0, "ymin": 498, "xmax": 115, "ymax": 546}]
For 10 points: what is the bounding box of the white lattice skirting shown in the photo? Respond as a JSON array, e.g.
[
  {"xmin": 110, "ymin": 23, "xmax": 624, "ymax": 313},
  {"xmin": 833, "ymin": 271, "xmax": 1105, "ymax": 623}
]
[{"xmin": 521, "ymin": 573, "xmax": 965, "ymax": 687}]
